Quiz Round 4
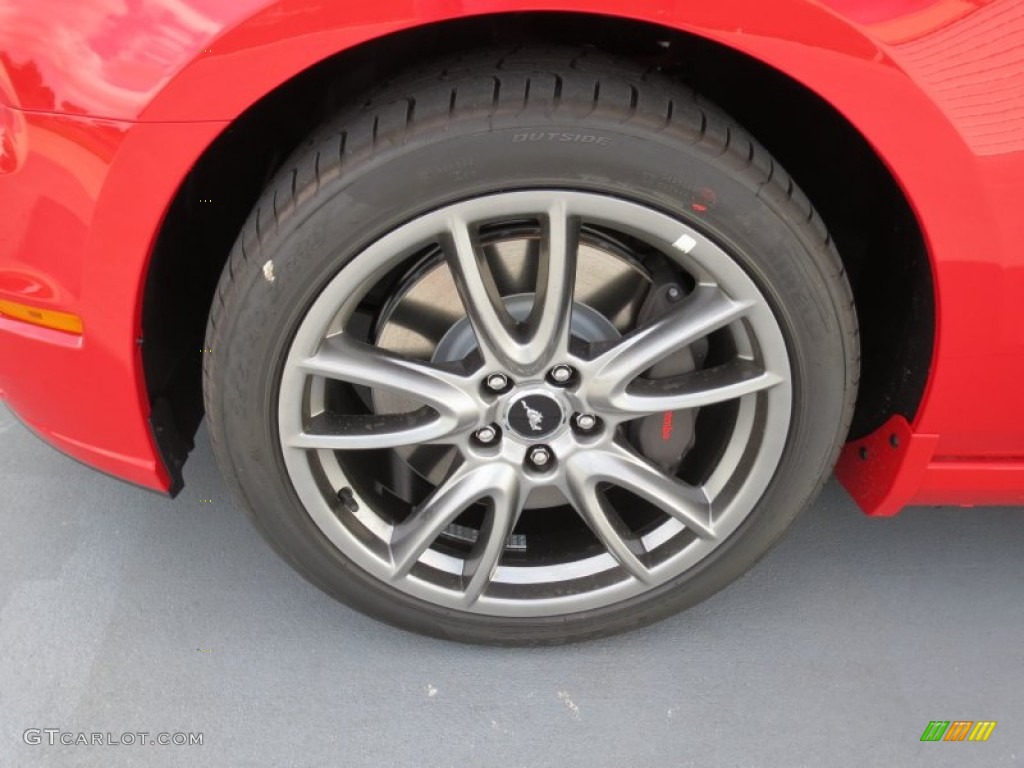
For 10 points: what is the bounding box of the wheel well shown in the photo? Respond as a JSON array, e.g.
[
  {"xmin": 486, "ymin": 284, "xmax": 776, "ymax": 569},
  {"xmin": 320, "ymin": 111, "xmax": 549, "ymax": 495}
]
[{"xmin": 142, "ymin": 12, "xmax": 934, "ymax": 488}]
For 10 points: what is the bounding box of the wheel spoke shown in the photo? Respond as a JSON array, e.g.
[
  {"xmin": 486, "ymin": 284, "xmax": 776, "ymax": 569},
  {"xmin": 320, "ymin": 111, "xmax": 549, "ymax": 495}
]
[
  {"xmin": 288, "ymin": 409, "xmax": 459, "ymax": 451},
  {"xmin": 564, "ymin": 460, "xmax": 656, "ymax": 584},
  {"xmin": 593, "ymin": 445, "xmax": 715, "ymax": 539},
  {"xmin": 603, "ymin": 359, "xmax": 784, "ymax": 417},
  {"xmin": 585, "ymin": 284, "xmax": 753, "ymax": 402},
  {"xmin": 289, "ymin": 334, "xmax": 478, "ymax": 450},
  {"xmin": 526, "ymin": 201, "xmax": 579, "ymax": 364},
  {"xmin": 444, "ymin": 208, "xmax": 579, "ymax": 375},
  {"xmin": 390, "ymin": 463, "xmax": 520, "ymax": 578},
  {"xmin": 460, "ymin": 475, "xmax": 524, "ymax": 606},
  {"xmin": 443, "ymin": 215, "xmax": 523, "ymax": 372}
]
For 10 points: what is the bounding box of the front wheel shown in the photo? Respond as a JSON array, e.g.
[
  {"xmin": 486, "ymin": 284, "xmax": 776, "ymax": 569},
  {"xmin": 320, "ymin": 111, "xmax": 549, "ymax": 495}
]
[{"xmin": 204, "ymin": 49, "xmax": 858, "ymax": 644}]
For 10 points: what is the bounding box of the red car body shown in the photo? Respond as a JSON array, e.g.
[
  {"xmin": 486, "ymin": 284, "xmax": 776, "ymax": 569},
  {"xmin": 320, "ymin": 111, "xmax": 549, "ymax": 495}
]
[{"xmin": 1, "ymin": 0, "xmax": 1023, "ymax": 515}]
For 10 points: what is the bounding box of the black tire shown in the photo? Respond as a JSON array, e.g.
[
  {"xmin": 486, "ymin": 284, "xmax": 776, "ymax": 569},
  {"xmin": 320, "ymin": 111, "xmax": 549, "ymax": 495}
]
[{"xmin": 204, "ymin": 48, "xmax": 859, "ymax": 645}]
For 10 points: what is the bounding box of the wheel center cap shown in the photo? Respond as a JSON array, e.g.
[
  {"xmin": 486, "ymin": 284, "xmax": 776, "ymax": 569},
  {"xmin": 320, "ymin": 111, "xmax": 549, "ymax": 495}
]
[{"xmin": 505, "ymin": 392, "xmax": 565, "ymax": 440}]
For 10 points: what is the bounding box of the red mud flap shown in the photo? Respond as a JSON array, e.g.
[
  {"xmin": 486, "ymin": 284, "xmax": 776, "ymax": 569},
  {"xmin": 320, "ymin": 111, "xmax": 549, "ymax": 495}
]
[{"xmin": 834, "ymin": 415, "xmax": 938, "ymax": 517}]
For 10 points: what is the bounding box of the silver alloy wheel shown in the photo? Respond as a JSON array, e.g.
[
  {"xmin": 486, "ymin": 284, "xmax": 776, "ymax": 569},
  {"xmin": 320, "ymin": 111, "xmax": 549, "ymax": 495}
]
[{"xmin": 277, "ymin": 191, "xmax": 792, "ymax": 617}]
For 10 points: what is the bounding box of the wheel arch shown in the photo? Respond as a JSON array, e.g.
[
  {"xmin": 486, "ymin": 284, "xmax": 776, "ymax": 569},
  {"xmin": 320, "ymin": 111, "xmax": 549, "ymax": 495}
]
[{"xmin": 139, "ymin": 9, "xmax": 939, "ymax": 491}]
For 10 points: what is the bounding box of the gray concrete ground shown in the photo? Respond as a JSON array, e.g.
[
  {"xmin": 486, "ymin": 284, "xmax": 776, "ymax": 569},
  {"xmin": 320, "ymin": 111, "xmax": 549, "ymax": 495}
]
[{"xmin": 0, "ymin": 402, "xmax": 1021, "ymax": 768}]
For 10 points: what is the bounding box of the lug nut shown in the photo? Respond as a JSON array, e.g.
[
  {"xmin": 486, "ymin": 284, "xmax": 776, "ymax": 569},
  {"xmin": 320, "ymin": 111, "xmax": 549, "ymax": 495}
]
[
  {"xmin": 527, "ymin": 446, "xmax": 552, "ymax": 468},
  {"xmin": 474, "ymin": 425, "xmax": 499, "ymax": 445},
  {"xmin": 666, "ymin": 286, "xmax": 682, "ymax": 301},
  {"xmin": 574, "ymin": 413, "xmax": 598, "ymax": 431},
  {"xmin": 549, "ymin": 365, "xmax": 574, "ymax": 384},
  {"xmin": 486, "ymin": 374, "xmax": 510, "ymax": 392}
]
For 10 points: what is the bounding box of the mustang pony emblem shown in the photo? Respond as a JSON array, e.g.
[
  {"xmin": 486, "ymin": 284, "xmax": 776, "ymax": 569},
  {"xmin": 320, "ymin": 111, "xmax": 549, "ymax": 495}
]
[{"xmin": 521, "ymin": 401, "xmax": 544, "ymax": 431}]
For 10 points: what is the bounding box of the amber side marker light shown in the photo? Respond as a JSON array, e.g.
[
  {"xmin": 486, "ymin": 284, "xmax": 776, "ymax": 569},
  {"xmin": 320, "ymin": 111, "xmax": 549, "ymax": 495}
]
[{"xmin": 0, "ymin": 299, "xmax": 83, "ymax": 334}]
